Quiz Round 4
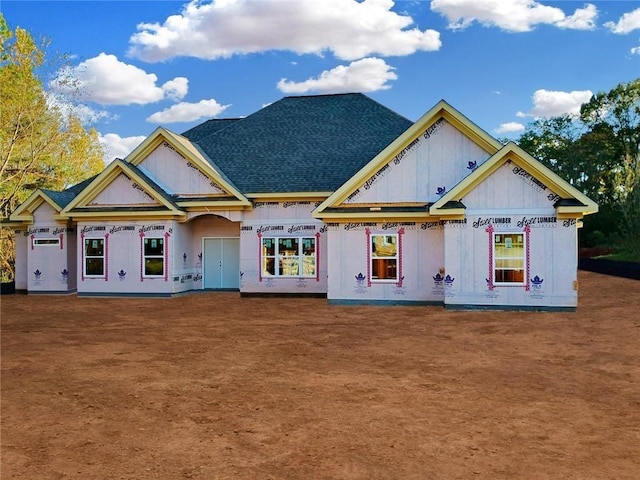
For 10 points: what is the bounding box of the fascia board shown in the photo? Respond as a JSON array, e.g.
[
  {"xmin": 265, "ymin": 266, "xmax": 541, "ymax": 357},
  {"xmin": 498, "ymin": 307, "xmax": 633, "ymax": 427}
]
[
  {"xmin": 311, "ymin": 211, "xmax": 434, "ymax": 222},
  {"xmin": 177, "ymin": 201, "xmax": 252, "ymax": 209},
  {"xmin": 61, "ymin": 160, "xmax": 126, "ymax": 214},
  {"xmin": 313, "ymin": 100, "xmax": 502, "ymax": 216},
  {"xmin": 505, "ymin": 143, "xmax": 598, "ymax": 215},
  {"xmin": 123, "ymin": 127, "xmax": 251, "ymax": 207},
  {"xmin": 1, "ymin": 220, "xmax": 30, "ymax": 228},
  {"xmin": 165, "ymin": 131, "xmax": 251, "ymax": 206},
  {"xmin": 62, "ymin": 160, "xmax": 183, "ymax": 216},
  {"xmin": 66, "ymin": 210, "xmax": 186, "ymax": 220},
  {"xmin": 247, "ymin": 192, "xmax": 332, "ymax": 201},
  {"xmin": 430, "ymin": 143, "xmax": 598, "ymax": 216},
  {"xmin": 124, "ymin": 127, "xmax": 167, "ymax": 165},
  {"xmin": 9, "ymin": 190, "xmax": 63, "ymax": 221}
]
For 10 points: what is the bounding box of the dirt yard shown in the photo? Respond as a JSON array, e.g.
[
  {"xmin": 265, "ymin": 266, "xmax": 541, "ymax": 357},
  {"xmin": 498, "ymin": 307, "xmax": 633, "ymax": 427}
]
[{"xmin": 1, "ymin": 270, "xmax": 639, "ymax": 480}]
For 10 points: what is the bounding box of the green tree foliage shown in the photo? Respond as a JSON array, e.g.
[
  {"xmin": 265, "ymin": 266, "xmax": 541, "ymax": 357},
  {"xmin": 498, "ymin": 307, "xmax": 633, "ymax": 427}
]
[
  {"xmin": 517, "ymin": 78, "xmax": 640, "ymax": 257},
  {"xmin": 0, "ymin": 14, "xmax": 104, "ymax": 281}
]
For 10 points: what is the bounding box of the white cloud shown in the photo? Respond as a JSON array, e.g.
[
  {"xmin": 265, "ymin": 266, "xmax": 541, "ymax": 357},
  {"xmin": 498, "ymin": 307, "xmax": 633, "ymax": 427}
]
[
  {"xmin": 277, "ymin": 57, "xmax": 397, "ymax": 94},
  {"xmin": 495, "ymin": 122, "xmax": 525, "ymax": 134},
  {"xmin": 632, "ymin": 43, "xmax": 640, "ymax": 56},
  {"xmin": 519, "ymin": 89, "xmax": 593, "ymax": 118},
  {"xmin": 55, "ymin": 53, "xmax": 189, "ymax": 105},
  {"xmin": 162, "ymin": 77, "xmax": 189, "ymax": 101},
  {"xmin": 604, "ymin": 7, "xmax": 640, "ymax": 34},
  {"xmin": 128, "ymin": 0, "xmax": 441, "ymax": 62},
  {"xmin": 146, "ymin": 99, "xmax": 231, "ymax": 123},
  {"xmin": 99, "ymin": 133, "xmax": 147, "ymax": 163},
  {"xmin": 431, "ymin": 0, "xmax": 597, "ymax": 32},
  {"xmin": 555, "ymin": 4, "xmax": 597, "ymax": 30}
]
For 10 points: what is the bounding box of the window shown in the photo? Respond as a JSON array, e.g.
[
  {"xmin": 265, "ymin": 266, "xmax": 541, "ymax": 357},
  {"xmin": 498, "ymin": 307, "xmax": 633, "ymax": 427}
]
[
  {"xmin": 262, "ymin": 237, "xmax": 316, "ymax": 277},
  {"xmin": 493, "ymin": 232, "xmax": 525, "ymax": 285},
  {"xmin": 370, "ymin": 234, "xmax": 398, "ymax": 281},
  {"xmin": 33, "ymin": 238, "xmax": 59, "ymax": 246},
  {"xmin": 144, "ymin": 237, "xmax": 164, "ymax": 277},
  {"xmin": 85, "ymin": 238, "xmax": 105, "ymax": 277}
]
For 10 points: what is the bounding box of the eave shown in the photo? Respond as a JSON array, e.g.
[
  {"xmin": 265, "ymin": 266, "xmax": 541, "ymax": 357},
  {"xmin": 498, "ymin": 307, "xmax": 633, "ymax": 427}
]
[
  {"xmin": 9, "ymin": 190, "xmax": 64, "ymax": 222},
  {"xmin": 430, "ymin": 142, "xmax": 598, "ymax": 217},
  {"xmin": 126, "ymin": 127, "xmax": 251, "ymax": 207},
  {"xmin": 247, "ymin": 192, "xmax": 332, "ymax": 201}
]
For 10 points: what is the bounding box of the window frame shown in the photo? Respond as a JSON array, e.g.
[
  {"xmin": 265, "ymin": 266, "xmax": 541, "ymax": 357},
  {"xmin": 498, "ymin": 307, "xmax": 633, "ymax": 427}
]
[
  {"xmin": 143, "ymin": 236, "xmax": 165, "ymax": 278},
  {"xmin": 261, "ymin": 236, "xmax": 317, "ymax": 278},
  {"xmin": 370, "ymin": 233, "xmax": 399, "ymax": 283},
  {"xmin": 492, "ymin": 231, "xmax": 526, "ymax": 286},
  {"xmin": 33, "ymin": 238, "xmax": 60, "ymax": 247},
  {"xmin": 84, "ymin": 237, "xmax": 105, "ymax": 278}
]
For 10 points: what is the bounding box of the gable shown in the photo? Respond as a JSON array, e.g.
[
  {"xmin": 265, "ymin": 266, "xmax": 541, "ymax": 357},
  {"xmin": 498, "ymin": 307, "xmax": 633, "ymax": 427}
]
[
  {"xmin": 461, "ymin": 161, "xmax": 563, "ymax": 211},
  {"xmin": 431, "ymin": 142, "xmax": 598, "ymax": 218},
  {"xmin": 9, "ymin": 190, "xmax": 64, "ymax": 223},
  {"xmin": 61, "ymin": 159, "xmax": 185, "ymax": 220},
  {"xmin": 125, "ymin": 127, "xmax": 250, "ymax": 207},
  {"xmin": 89, "ymin": 173, "xmax": 161, "ymax": 206},
  {"xmin": 136, "ymin": 142, "xmax": 228, "ymax": 197},
  {"xmin": 313, "ymin": 99, "xmax": 502, "ymax": 219},
  {"xmin": 339, "ymin": 119, "xmax": 492, "ymax": 205}
]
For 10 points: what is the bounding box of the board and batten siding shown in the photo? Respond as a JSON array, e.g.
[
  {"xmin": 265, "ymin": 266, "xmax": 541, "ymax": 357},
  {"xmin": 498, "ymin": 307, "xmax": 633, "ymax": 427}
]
[
  {"xmin": 343, "ymin": 120, "xmax": 491, "ymax": 205},
  {"xmin": 239, "ymin": 202, "xmax": 327, "ymax": 294}
]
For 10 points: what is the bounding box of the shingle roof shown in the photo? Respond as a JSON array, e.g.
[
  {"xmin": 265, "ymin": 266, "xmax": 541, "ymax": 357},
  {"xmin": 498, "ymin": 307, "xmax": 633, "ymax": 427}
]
[
  {"xmin": 42, "ymin": 175, "xmax": 99, "ymax": 208},
  {"xmin": 188, "ymin": 93, "xmax": 413, "ymax": 194},
  {"xmin": 181, "ymin": 119, "xmax": 240, "ymax": 143}
]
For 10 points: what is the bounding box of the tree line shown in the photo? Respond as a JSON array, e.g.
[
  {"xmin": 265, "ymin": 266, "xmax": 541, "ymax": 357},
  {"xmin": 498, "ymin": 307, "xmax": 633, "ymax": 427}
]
[{"xmin": 515, "ymin": 78, "xmax": 639, "ymax": 259}]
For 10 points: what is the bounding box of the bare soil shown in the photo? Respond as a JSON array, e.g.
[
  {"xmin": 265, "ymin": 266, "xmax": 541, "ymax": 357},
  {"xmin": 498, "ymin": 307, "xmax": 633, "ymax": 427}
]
[{"xmin": 2, "ymin": 271, "xmax": 639, "ymax": 480}]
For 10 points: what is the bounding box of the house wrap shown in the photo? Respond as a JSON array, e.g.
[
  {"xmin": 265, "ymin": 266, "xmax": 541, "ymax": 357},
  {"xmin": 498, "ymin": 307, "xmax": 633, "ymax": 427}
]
[{"xmin": 5, "ymin": 93, "xmax": 598, "ymax": 310}]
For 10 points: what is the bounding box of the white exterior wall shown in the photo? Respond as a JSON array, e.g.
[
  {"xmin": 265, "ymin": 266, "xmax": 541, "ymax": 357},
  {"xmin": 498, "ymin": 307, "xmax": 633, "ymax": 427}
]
[
  {"xmin": 24, "ymin": 203, "xmax": 75, "ymax": 293},
  {"xmin": 443, "ymin": 215, "xmax": 578, "ymax": 308},
  {"xmin": 76, "ymin": 221, "xmax": 176, "ymax": 296},
  {"xmin": 442, "ymin": 162, "xmax": 579, "ymax": 309},
  {"xmin": 239, "ymin": 201, "xmax": 327, "ymax": 294},
  {"xmin": 326, "ymin": 221, "xmax": 445, "ymax": 304},
  {"xmin": 343, "ymin": 120, "xmax": 491, "ymax": 205}
]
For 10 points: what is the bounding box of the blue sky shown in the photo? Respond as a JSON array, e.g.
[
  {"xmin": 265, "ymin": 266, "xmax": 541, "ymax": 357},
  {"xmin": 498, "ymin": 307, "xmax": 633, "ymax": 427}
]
[{"xmin": 2, "ymin": 0, "xmax": 639, "ymax": 163}]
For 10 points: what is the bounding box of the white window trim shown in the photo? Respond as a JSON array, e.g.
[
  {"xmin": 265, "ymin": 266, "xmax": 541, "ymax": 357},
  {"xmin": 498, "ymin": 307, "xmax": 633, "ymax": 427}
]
[
  {"xmin": 143, "ymin": 237, "xmax": 165, "ymax": 278},
  {"xmin": 84, "ymin": 237, "xmax": 105, "ymax": 278},
  {"xmin": 33, "ymin": 238, "xmax": 60, "ymax": 247},
  {"xmin": 493, "ymin": 231, "xmax": 526, "ymax": 287},
  {"xmin": 370, "ymin": 233, "xmax": 399, "ymax": 283},
  {"xmin": 261, "ymin": 236, "xmax": 316, "ymax": 278}
]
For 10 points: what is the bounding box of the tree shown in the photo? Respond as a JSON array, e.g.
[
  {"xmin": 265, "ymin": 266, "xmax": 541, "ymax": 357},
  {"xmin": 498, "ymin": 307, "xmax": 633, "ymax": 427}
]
[
  {"xmin": 0, "ymin": 14, "xmax": 104, "ymax": 281},
  {"xmin": 516, "ymin": 79, "xmax": 640, "ymax": 256},
  {"xmin": 580, "ymin": 79, "xmax": 640, "ymax": 256}
]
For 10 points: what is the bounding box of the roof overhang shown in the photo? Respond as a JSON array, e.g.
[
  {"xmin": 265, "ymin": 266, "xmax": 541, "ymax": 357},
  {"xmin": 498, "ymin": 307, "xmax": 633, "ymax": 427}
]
[
  {"xmin": 314, "ymin": 99, "xmax": 502, "ymax": 217},
  {"xmin": 430, "ymin": 142, "xmax": 598, "ymax": 218}
]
